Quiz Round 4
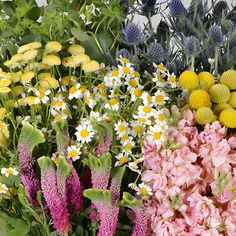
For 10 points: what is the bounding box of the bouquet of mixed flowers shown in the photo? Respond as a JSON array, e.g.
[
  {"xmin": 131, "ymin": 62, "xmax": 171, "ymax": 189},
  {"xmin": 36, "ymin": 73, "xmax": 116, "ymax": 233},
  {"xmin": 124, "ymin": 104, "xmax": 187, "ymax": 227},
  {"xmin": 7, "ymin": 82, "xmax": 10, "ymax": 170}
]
[{"xmin": 0, "ymin": 0, "xmax": 236, "ymax": 236}]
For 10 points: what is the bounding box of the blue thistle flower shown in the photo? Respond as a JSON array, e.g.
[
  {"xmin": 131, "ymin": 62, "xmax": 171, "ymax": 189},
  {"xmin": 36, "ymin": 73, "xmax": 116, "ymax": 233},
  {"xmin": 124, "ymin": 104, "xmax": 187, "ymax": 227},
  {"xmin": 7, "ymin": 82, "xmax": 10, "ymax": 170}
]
[
  {"xmin": 119, "ymin": 0, "xmax": 130, "ymax": 15},
  {"xmin": 184, "ymin": 36, "xmax": 201, "ymax": 56},
  {"xmin": 221, "ymin": 20, "xmax": 235, "ymax": 34},
  {"xmin": 168, "ymin": 0, "xmax": 187, "ymax": 16},
  {"xmin": 206, "ymin": 40, "xmax": 215, "ymax": 58},
  {"xmin": 147, "ymin": 42, "xmax": 166, "ymax": 62},
  {"xmin": 166, "ymin": 62, "xmax": 177, "ymax": 74},
  {"xmin": 208, "ymin": 25, "xmax": 223, "ymax": 46},
  {"xmin": 118, "ymin": 48, "xmax": 131, "ymax": 59},
  {"xmin": 123, "ymin": 22, "xmax": 142, "ymax": 45},
  {"xmin": 213, "ymin": 1, "xmax": 228, "ymax": 18}
]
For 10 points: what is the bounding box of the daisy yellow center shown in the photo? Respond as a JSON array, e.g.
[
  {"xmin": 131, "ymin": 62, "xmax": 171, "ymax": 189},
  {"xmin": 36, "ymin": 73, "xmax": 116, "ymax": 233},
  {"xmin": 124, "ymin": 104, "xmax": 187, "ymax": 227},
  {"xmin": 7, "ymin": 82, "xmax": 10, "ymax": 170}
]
[
  {"xmin": 112, "ymin": 70, "xmax": 119, "ymax": 77},
  {"xmin": 69, "ymin": 150, "xmax": 78, "ymax": 158},
  {"xmin": 53, "ymin": 156, "xmax": 60, "ymax": 165},
  {"xmin": 143, "ymin": 106, "xmax": 151, "ymax": 113},
  {"xmin": 109, "ymin": 98, "xmax": 118, "ymax": 105},
  {"xmin": 55, "ymin": 100, "xmax": 63, "ymax": 107},
  {"xmin": 129, "ymin": 79, "xmax": 137, "ymax": 87},
  {"xmin": 158, "ymin": 114, "xmax": 165, "ymax": 121},
  {"xmin": 80, "ymin": 129, "xmax": 89, "ymax": 138},
  {"xmin": 121, "ymin": 134, "xmax": 129, "ymax": 141},
  {"xmin": 123, "ymin": 67, "xmax": 130, "ymax": 74},
  {"xmin": 69, "ymin": 86, "xmax": 77, "ymax": 94},
  {"xmin": 138, "ymin": 117, "xmax": 146, "ymax": 123},
  {"xmin": 157, "ymin": 64, "xmax": 165, "ymax": 71},
  {"xmin": 125, "ymin": 143, "xmax": 133, "ymax": 151},
  {"xmin": 134, "ymin": 125, "xmax": 142, "ymax": 133},
  {"xmin": 55, "ymin": 114, "xmax": 62, "ymax": 121},
  {"xmin": 99, "ymin": 91, "xmax": 106, "ymax": 96},
  {"xmin": 0, "ymin": 186, "xmax": 5, "ymax": 191},
  {"xmin": 140, "ymin": 188, "xmax": 148, "ymax": 195},
  {"xmin": 158, "ymin": 74, "xmax": 164, "ymax": 82},
  {"xmin": 121, "ymin": 58, "xmax": 129, "ymax": 63},
  {"xmin": 119, "ymin": 156, "xmax": 128, "ymax": 165},
  {"xmin": 156, "ymin": 95, "xmax": 164, "ymax": 103},
  {"xmin": 6, "ymin": 169, "xmax": 14, "ymax": 174},
  {"xmin": 84, "ymin": 96, "xmax": 89, "ymax": 105},
  {"xmin": 97, "ymin": 83, "xmax": 105, "ymax": 89},
  {"xmin": 134, "ymin": 71, "xmax": 140, "ymax": 78},
  {"xmin": 134, "ymin": 88, "xmax": 142, "ymax": 97},
  {"xmin": 153, "ymin": 132, "xmax": 162, "ymax": 140},
  {"xmin": 39, "ymin": 92, "xmax": 45, "ymax": 99},
  {"xmin": 169, "ymin": 76, "xmax": 176, "ymax": 83},
  {"xmin": 118, "ymin": 124, "xmax": 126, "ymax": 132},
  {"xmin": 80, "ymin": 86, "xmax": 87, "ymax": 93}
]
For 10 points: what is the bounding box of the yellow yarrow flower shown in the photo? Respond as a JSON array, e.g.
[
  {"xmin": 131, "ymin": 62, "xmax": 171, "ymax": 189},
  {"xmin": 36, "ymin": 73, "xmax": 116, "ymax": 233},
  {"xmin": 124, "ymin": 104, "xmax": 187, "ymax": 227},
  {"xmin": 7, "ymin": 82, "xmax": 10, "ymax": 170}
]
[
  {"xmin": 68, "ymin": 44, "xmax": 85, "ymax": 56},
  {"xmin": 45, "ymin": 41, "xmax": 62, "ymax": 53},
  {"xmin": 0, "ymin": 108, "xmax": 6, "ymax": 120},
  {"xmin": 20, "ymin": 71, "xmax": 34, "ymax": 85},
  {"xmin": 40, "ymin": 77, "xmax": 59, "ymax": 89},
  {"xmin": 73, "ymin": 54, "xmax": 90, "ymax": 65},
  {"xmin": 11, "ymin": 85, "xmax": 25, "ymax": 96},
  {"xmin": 42, "ymin": 54, "xmax": 61, "ymax": 66},
  {"xmin": 23, "ymin": 49, "xmax": 38, "ymax": 61},
  {"xmin": 0, "ymin": 78, "xmax": 11, "ymax": 87},
  {"xmin": 62, "ymin": 57, "xmax": 75, "ymax": 67},
  {"xmin": 0, "ymin": 87, "xmax": 11, "ymax": 94},
  {"xmin": 82, "ymin": 60, "xmax": 100, "ymax": 73}
]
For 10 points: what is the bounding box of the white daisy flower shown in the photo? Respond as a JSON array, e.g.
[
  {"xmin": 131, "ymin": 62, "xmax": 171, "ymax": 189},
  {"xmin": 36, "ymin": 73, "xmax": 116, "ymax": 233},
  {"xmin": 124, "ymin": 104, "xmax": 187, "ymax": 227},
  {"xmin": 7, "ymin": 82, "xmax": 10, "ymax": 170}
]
[
  {"xmin": 68, "ymin": 83, "xmax": 82, "ymax": 100},
  {"xmin": 130, "ymin": 121, "xmax": 143, "ymax": 137},
  {"xmin": 115, "ymin": 153, "xmax": 131, "ymax": 167},
  {"xmin": 104, "ymin": 70, "xmax": 122, "ymax": 88},
  {"xmin": 137, "ymin": 182, "xmax": 153, "ymax": 196},
  {"xmin": 127, "ymin": 162, "xmax": 141, "ymax": 174},
  {"xmin": 123, "ymin": 139, "xmax": 135, "ymax": 153},
  {"xmin": 137, "ymin": 105, "xmax": 155, "ymax": 118},
  {"xmin": 104, "ymin": 98, "xmax": 119, "ymax": 111},
  {"xmin": 51, "ymin": 95, "xmax": 67, "ymax": 111},
  {"xmin": 75, "ymin": 123, "xmax": 95, "ymax": 144},
  {"xmin": 115, "ymin": 120, "xmax": 128, "ymax": 137},
  {"xmin": 118, "ymin": 63, "xmax": 134, "ymax": 78},
  {"xmin": 90, "ymin": 111, "xmax": 102, "ymax": 122},
  {"xmin": 83, "ymin": 91, "xmax": 96, "ymax": 109},
  {"xmin": 153, "ymin": 109, "xmax": 167, "ymax": 126},
  {"xmin": 125, "ymin": 77, "xmax": 141, "ymax": 90},
  {"xmin": 167, "ymin": 72, "xmax": 178, "ymax": 88},
  {"xmin": 35, "ymin": 89, "xmax": 51, "ymax": 104},
  {"xmin": 154, "ymin": 63, "xmax": 167, "ymax": 74},
  {"xmin": 67, "ymin": 145, "xmax": 81, "ymax": 161},
  {"xmin": 133, "ymin": 114, "xmax": 152, "ymax": 126},
  {"xmin": 130, "ymin": 87, "xmax": 143, "ymax": 101},
  {"xmin": 1, "ymin": 167, "xmax": 19, "ymax": 177},
  {"xmin": 0, "ymin": 183, "xmax": 8, "ymax": 194},
  {"xmin": 141, "ymin": 92, "xmax": 153, "ymax": 106},
  {"xmin": 152, "ymin": 72, "xmax": 166, "ymax": 87},
  {"xmin": 128, "ymin": 183, "xmax": 139, "ymax": 191},
  {"xmin": 152, "ymin": 90, "xmax": 169, "ymax": 106},
  {"xmin": 147, "ymin": 125, "xmax": 164, "ymax": 145}
]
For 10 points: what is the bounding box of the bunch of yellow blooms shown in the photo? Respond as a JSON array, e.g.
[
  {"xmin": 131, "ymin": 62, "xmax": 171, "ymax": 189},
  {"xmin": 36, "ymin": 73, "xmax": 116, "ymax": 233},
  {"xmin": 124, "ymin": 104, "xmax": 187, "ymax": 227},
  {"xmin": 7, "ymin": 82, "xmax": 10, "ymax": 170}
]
[{"xmin": 179, "ymin": 70, "xmax": 236, "ymax": 128}]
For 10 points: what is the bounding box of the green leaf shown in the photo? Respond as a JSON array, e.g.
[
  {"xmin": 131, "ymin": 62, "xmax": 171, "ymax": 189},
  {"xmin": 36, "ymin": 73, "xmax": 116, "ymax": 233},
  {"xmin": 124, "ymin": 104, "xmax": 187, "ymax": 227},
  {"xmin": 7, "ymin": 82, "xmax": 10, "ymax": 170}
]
[
  {"xmin": 83, "ymin": 188, "xmax": 111, "ymax": 203},
  {"xmin": 71, "ymin": 27, "xmax": 91, "ymax": 41},
  {"xmin": 119, "ymin": 192, "xmax": 141, "ymax": 208}
]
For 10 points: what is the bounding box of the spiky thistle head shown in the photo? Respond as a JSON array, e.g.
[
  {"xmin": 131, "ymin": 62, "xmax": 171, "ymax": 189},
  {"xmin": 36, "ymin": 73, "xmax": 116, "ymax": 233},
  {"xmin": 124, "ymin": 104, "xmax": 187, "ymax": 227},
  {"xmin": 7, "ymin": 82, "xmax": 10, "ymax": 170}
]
[
  {"xmin": 184, "ymin": 36, "xmax": 201, "ymax": 56},
  {"xmin": 123, "ymin": 22, "xmax": 142, "ymax": 45},
  {"xmin": 208, "ymin": 25, "xmax": 223, "ymax": 46},
  {"xmin": 118, "ymin": 48, "xmax": 131, "ymax": 60},
  {"xmin": 168, "ymin": 0, "xmax": 187, "ymax": 16},
  {"xmin": 213, "ymin": 1, "xmax": 228, "ymax": 18},
  {"xmin": 147, "ymin": 42, "xmax": 166, "ymax": 62}
]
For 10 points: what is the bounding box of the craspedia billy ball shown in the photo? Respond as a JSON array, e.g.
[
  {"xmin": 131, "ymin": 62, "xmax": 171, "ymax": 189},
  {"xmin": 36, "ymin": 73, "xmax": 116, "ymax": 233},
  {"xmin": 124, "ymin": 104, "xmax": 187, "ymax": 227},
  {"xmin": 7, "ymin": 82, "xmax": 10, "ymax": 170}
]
[
  {"xmin": 220, "ymin": 70, "xmax": 236, "ymax": 90},
  {"xmin": 195, "ymin": 107, "xmax": 214, "ymax": 125},
  {"xmin": 219, "ymin": 108, "xmax": 236, "ymax": 128},
  {"xmin": 189, "ymin": 90, "xmax": 212, "ymax": 109},
  {"xmin": 209, "ymin": 84, "xmax": 230, "ymax": 103},
  {"xmin": 228, "ymin": 92, "xmax": 236, "ymax": 108},
  {"xmin": 213, "ymin": 103, "xmax": 232, "ymax": 116},
  {"xmin": 198, "ymin": 71, "xmax": 215, "ymax": 90},
  {"xmin": 179, "ymin": 70, "xmax": 199, "ymax": 90}
]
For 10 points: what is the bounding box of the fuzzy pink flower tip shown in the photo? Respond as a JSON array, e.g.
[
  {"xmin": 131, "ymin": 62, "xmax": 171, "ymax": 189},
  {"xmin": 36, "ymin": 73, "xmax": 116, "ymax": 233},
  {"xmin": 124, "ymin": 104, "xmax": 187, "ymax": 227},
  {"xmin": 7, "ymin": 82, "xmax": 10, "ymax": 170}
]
[{"xmin": 38, "ymin": 156, "xmax": 71, "ymax": 235}]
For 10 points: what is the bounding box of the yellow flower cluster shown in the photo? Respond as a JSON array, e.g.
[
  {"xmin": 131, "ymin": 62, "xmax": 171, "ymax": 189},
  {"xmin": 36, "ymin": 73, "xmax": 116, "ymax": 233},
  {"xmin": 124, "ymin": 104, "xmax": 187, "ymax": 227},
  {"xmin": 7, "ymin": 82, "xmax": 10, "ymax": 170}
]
[{"xmin": 180, "ymin": 69, "xmax": 236, "ymax": 127}]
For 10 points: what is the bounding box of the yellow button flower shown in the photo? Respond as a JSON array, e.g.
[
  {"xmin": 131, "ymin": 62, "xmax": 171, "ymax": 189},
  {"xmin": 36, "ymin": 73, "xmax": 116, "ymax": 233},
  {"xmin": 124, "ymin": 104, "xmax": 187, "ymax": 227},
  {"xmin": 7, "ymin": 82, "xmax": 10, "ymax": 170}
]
[
  {"xmin": 42, "ymin": 54, "xmax": 61, "ymax": 66},
  {"xmin": 179, "ymin": 70, "xmax": 199, "ymax": 90},
  {"xmin": 189, "ymin": 90, "xmax": 212, "ymax": 109},
  {"xmin": 45, "ymin": 41, "xmax": 62, "ymax": 53},
  {"xmin": 68, "ymin": 44, "xmax": 85, "ymax": 56},
  {"xmin": 73, "ymin": 54, "xmax": 90, "ymax": 65},
  {"xmin": 219, "ymin": 109, "xmax": 236, "ymax": 128}
]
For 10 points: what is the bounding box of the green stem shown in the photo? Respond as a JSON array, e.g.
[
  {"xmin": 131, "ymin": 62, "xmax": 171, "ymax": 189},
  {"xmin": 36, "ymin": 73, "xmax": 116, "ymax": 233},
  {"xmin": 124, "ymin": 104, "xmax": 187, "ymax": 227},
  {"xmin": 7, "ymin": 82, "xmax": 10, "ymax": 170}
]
[{"xmin": 214, "ymin": 47, "xmax": 219, "ymax": 77}]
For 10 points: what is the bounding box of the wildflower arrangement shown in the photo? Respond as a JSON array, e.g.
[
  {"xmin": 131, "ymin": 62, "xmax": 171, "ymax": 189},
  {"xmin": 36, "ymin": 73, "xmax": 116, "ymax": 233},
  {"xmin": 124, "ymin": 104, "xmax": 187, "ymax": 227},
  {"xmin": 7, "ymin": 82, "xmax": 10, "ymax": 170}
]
[{"xmin": 0, "ymin": 1, "xmax": 236, "ymax": 236}]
